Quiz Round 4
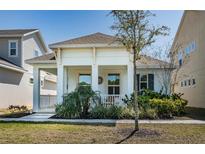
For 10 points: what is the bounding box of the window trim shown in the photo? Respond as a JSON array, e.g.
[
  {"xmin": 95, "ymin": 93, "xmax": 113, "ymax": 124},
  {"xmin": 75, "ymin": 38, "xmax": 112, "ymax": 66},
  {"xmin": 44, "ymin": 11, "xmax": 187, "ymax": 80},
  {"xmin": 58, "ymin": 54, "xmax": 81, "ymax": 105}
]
[
  {"xmin": 8, "ymin": 40, "xmax": 18, "ymax": 57},
  {"xmin": 107, "ymin": 73, "xmax": 120, "ymax": 95}
]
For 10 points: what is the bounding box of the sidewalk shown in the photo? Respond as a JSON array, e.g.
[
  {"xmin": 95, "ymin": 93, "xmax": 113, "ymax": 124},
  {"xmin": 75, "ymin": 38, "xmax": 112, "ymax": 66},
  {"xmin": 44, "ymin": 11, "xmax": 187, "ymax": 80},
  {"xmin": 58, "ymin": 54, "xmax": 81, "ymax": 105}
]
[{"xmin": 0, "ymin": 113, "xmax": 204, "ymax": 124}]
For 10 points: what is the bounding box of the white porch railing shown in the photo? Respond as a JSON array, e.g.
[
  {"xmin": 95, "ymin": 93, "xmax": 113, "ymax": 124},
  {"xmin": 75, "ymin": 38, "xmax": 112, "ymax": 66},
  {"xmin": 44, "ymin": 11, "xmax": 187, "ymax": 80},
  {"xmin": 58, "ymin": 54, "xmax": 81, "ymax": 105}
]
[
  {"xmin": 100, "ymin": 95, "xmax": 123, "ymax": 107},
  {"xmin": 40, "ymin": 95, "xmax": 56, "ymax": 109}
]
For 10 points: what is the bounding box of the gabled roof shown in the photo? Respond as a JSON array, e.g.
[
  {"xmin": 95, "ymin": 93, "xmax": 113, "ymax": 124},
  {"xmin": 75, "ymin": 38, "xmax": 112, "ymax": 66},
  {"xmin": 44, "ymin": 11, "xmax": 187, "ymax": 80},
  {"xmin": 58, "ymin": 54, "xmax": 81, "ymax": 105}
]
[
  {"xmin": 25, "ymin": 53, "xmax": 56, "ymax": 64},
  {"xmin": 0, "ymin": 29, "xmax": 38, "ymax": 36},
  {"xmin": 49, "ymin": 32, "xmax": 120, "ymax": 48},
  {"xmin": 0, "ymin": 29, "xmax": 48, "ymax": 53},
  {"xmin": 0, "ymin": 57, "xmax": 26, "ymax": 72},
  {"xmin": 136, "ymin": 55, "xmax": 172, "ymax": 69}
]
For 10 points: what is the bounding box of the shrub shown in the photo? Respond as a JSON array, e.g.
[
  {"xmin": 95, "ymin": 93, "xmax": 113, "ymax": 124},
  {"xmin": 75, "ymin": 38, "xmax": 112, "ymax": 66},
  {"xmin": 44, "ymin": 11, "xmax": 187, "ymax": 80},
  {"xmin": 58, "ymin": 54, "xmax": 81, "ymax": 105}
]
[
  {"xmin": 122, "ymin": 90, "xmax": 188, "ymax": 119},
  {"xmin": 150, "ymin": 99, "xmax": 174, "ymax": 118},
  {"xmin": 90, "ymin": 105, "xmax": 108, "ymax": 119},
  {"xmin": 172, "ymin": 99, "xmax": 188, "ymax": 115},
  {"xmin": 55, "ymin": 92, "xmax": 80, "ymax": 118},
  {"xmin": 8, "ymin": 105, "xmax": 29, "ymax": 113},
  {"xmin": 139, "ymin": 108, "xmax": 158, "ymax": 119},
  {"xmin": 106, "ymin": 105, "xmax": 123, "ymax": 119},
  {"xmin": 121, "ymin": 108, "xmax": 135, "ymax": 119},
  {"xmin": 55, "ymin": 83, "xmax": 99, "ymax": 119}
]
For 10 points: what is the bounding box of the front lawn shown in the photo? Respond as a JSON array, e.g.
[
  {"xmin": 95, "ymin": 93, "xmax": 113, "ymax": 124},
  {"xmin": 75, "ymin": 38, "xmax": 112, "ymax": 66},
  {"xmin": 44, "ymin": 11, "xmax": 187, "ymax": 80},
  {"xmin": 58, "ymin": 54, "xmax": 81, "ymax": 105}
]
[{"xmin": 0, "ymin": 122, "xmax": 204, "ymax": 143}]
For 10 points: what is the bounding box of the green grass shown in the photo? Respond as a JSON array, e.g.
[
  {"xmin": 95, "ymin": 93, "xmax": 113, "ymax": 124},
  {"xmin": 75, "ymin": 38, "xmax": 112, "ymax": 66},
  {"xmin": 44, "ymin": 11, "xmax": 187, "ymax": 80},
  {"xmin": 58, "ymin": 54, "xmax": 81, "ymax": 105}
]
[{"xmin": 0, "ymin": 122, "xmax": 204, "ymax": 143}]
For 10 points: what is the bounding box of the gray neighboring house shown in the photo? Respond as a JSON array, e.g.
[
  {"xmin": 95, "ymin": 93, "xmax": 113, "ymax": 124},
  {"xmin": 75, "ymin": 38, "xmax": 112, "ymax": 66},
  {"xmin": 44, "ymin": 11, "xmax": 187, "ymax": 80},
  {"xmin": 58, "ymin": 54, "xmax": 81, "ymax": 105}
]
[{"xmin": 0, "ymin": 29, "xmax": 57, "ymax": 109}]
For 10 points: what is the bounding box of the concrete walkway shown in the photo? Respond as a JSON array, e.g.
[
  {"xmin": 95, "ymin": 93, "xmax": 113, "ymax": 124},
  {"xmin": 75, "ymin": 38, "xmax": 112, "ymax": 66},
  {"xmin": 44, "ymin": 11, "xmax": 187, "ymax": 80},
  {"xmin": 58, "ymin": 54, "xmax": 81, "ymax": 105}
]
[{"xmin": 0, "ymin": 113, "xmax": 204, "ymax": 124}]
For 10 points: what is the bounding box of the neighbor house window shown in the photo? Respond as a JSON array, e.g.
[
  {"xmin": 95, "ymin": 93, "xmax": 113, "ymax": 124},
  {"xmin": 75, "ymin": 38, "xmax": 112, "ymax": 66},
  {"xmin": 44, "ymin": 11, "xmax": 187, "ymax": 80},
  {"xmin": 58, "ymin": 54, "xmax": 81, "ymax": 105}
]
[
  {"xmin": 191, "ymin": 41, "xmax": 196, "ymax": 51},
  {"xmin": 79, "ymin": 74, "xmax": 91, "ymax": 85},
  {"xmin": 181, "ymin": 81, "xmax": 184, "ymax": 87},
  {"xmin": 184, "ymin": 80, "xmax": 187, "ymax": 86},
  {"xmin": 188, "ymin": 79, "xmax": 191, "ymax": 86},
  {"xmin": 178, "ymin": 51, "xmax": 183, "ymax": 66},
  {"xmin": 108, "ymin": 74, "xmax": 120, "ymax": 95},
  {"xmin": 34, "ymin": 50, "xmax": 39, "ymax": 57},
  {"xmin": 192, "ymin": 79, "xmax": 196, "ymax": 85},
  {"xmin": 8, "ymin": 40, "xmax": 18, "ymax": 57},
  {"xmin": 185, "ymin": 45, "xmax": 191, "ymax": 56}
]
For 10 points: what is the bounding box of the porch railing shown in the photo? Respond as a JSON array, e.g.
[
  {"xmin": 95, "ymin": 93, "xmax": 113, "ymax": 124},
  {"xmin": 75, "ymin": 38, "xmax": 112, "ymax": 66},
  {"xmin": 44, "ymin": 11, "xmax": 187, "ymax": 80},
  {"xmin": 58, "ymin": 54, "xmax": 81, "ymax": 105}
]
[
  {"xmin": 40, "ymin": 95, "xmax": 56, "ymax": 109},
  {"xmin": 100, "ymin": 95, "xmax": 123, "ymax": 107}
]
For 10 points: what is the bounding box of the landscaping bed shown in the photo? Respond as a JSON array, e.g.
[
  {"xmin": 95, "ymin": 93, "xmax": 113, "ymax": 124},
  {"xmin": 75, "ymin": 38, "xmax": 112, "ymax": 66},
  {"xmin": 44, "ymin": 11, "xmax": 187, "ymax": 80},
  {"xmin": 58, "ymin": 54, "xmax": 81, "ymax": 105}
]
[
  {"xmin": 0, "ymin": 105, "xmax": 31, "ymax": 118},
  {"xmin": 0, "ymin": 122, "xmax": 204, "ymax": 144},
  {"xmin": 54, "ymin": 85, "xmax": 188, "ymax": 120}
]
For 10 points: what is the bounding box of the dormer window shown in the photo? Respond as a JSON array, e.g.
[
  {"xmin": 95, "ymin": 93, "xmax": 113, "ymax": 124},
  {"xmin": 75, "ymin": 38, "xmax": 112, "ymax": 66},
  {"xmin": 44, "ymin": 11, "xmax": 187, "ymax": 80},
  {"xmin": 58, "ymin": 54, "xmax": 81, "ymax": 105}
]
[{"xmin": 8, "ymin": 40, "xmax": 18, "ymax": 57}]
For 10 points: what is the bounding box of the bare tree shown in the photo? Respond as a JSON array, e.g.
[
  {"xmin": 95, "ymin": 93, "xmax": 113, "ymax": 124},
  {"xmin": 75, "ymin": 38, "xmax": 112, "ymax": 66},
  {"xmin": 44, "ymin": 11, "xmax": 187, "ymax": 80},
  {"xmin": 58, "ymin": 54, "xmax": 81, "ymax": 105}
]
[
  {"xmin": 151, "ymin": 42, "xmax": 182, "ymax": 95},
  {"xmin": 110, "ymin": 10, "xmax": 169, "ymax": 131}
]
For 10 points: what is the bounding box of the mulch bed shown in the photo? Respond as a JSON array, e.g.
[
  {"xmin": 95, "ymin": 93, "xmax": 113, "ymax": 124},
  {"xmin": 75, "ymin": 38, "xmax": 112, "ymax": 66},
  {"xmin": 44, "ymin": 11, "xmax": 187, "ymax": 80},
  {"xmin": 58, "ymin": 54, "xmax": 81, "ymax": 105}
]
[
  {"xmin": 117, "ymin": 128, "xmax": 161, "ymax": 138},
  {"xmin": 0, "ymin": 112, "xmax": 31, "ymax": 118}
]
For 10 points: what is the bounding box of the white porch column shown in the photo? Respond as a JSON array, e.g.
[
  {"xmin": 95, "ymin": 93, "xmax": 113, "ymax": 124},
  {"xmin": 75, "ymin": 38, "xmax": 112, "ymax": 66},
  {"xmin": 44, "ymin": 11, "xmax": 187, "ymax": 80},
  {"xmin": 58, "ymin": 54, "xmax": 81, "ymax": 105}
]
[
  {"xmin": 127, "ymin": 63, "xmax": 134, "ymax": 95},
  {"xmin": 57, "ymin": 65, "xmax": 64, "ymax": 104},
  {"xmin": 33, "ymin": 66, "xmax": 40, "ymax": 112},
  {"xmin": 92, "ymin": 64, "xmax": 98, "ymax": 91}
]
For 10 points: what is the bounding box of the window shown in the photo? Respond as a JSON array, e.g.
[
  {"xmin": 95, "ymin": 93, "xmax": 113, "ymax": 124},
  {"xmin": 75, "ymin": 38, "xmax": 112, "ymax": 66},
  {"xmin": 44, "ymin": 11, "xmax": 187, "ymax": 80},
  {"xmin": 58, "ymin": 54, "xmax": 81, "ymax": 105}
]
[
  {"xmin": 34, "ymin": 50, "xmax": 39, "ymax": 57},
  {"xmin": 108, "ymin": 74, "xmax": 120, "ymax": 95},
  {"xmin": 181, "ymin": 81, "xmax": 184, "ymax": 87},
  {"xmin": 137, "ymin": 74, "xmax": 154, "ymax": 91},
  {"xmin": 140, "ymin": 74, "xmax": 148, "ymax": 90},
  {"xmin": 79, "ymin": 74, "xmax": 91, "ymax": 85},
  {"xmin": 188, "ymin": 79, "xmax": 191, "ymax": 86},
  {"xmin": 184, "ymin": 80, "xmax": 187, "ymax": 86},
  {"xmin": 178, "ymin": 51, "xmax": 183, "ymax": 66},
  {"xmin": 8, "ymin": 40, "xmax": 18, "ymax": 57},
  {"xmin": 192, "ymin": 79, "xmax": 196, "ymax": 85},
  {"xmin": 191, "ymin": 41, "xmax": 196, "ymax": 51}
]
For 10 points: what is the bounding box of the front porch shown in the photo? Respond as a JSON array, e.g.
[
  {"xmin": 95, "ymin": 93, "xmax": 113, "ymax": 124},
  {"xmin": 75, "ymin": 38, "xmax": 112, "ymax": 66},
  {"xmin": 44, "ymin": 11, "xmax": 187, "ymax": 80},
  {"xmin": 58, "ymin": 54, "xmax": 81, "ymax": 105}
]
[{"xmin": 33, "ymin": 64, "xmax": 133, "ymax": 112}]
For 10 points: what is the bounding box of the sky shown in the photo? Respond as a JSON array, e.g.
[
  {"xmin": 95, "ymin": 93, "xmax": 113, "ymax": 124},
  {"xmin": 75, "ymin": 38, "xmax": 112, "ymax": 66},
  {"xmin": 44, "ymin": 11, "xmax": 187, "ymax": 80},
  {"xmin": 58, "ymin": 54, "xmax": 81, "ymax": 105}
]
[{"xmin": 0, "ymin": 10, "xmax": 183, "ymax": 49}]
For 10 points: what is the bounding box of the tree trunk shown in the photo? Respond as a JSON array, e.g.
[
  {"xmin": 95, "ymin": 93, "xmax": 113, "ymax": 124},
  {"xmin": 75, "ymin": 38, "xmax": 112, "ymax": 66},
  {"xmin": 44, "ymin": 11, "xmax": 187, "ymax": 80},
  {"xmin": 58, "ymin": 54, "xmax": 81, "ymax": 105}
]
[{"xmin": 133, "ymin": 47, "xmax": 139, "ymax": 131}]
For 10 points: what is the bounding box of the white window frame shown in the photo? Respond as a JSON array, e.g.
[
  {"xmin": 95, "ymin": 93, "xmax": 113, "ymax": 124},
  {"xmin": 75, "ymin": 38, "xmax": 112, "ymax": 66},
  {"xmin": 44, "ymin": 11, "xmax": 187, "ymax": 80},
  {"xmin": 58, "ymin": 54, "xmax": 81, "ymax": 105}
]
[
  {"xmin": 139, "ymin": 74, "xmax": 148, "ymax": 91},
  {"xmin": 8, "ymin": 40, "xmax": 18, "ymax": 57},
  {"xmin": 108, "ymin": 74, "xmax": 120, "ymax": 95}
]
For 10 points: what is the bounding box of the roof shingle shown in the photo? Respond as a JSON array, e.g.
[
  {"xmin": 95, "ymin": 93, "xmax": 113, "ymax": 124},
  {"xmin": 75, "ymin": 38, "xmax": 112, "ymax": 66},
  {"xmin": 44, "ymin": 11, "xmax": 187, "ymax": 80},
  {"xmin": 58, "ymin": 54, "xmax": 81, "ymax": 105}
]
[
  {"xmin": 49, "ymin": 32, "xmax": 118, "ymax": 47},
  {"xmin": 25, "ymin": 53, "xmax": 56, "ymax": 64},
  {"xmin": 0, "ymin": 29, "xmax": 38, "ymax": 36}
]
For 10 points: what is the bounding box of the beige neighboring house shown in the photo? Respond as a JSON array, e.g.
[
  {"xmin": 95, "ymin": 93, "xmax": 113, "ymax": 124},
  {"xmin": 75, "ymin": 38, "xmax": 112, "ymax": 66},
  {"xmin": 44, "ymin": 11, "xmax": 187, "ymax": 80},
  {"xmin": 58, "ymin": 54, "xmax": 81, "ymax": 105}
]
[
  {"xmin": 171, "ymin": 11, "xmax": 205, "ymax": 108},
  {"xmin": 0, "ymin": 29, "xmax": 57, "ymax": 109}
]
